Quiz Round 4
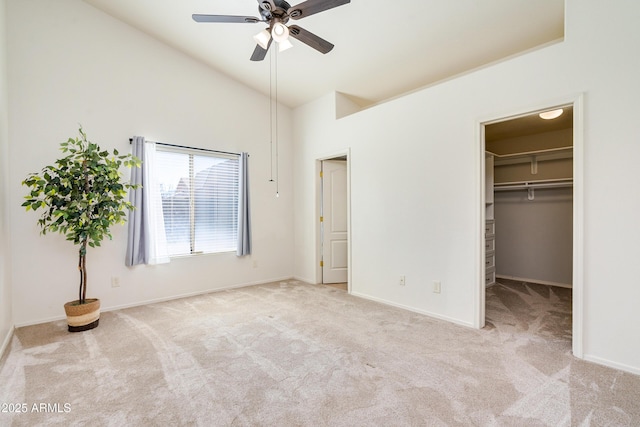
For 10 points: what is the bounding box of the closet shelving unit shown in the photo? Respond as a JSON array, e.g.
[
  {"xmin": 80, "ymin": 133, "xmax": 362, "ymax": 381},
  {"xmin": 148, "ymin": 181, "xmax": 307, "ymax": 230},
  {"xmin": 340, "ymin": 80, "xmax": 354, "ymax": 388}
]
[
  {"xmin": 491, "ymin": 146, "xmax": 572, "ymax": 199},
  {"xmin": 485, "ymin": 153, "xmax": 495, "ymax": 286},
  {"xmin": 485, "ymin": 146, "xmax": 573, "ymax": 286}
]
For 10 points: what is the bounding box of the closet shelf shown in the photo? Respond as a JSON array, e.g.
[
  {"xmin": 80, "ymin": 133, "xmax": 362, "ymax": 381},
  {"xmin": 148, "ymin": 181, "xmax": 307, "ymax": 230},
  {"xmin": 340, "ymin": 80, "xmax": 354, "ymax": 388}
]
[{"xmin": 491, "ymin": 146, "xmax": 572, "ymax": 167}]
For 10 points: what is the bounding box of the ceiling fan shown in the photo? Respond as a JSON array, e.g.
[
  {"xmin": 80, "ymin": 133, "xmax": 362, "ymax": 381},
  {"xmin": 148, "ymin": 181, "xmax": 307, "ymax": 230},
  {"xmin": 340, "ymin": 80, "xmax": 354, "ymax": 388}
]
[{"xmin": 192, "ymin": 0, "xmax": 350, "ymax": 61}]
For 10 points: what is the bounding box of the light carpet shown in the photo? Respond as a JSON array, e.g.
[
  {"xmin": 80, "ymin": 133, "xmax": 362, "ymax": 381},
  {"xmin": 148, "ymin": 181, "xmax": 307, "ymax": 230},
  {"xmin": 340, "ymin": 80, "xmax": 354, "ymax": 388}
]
[{"xmin": 0, "ymin": 279, "xmax": 639, "ymax": 426}]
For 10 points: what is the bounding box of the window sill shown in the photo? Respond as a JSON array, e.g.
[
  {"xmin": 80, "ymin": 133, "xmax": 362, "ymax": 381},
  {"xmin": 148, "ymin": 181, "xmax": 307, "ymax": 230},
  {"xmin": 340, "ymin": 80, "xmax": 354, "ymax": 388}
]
[{"xmin": 169, "ymin": 250, "xmax": 236, "ymax": 259}]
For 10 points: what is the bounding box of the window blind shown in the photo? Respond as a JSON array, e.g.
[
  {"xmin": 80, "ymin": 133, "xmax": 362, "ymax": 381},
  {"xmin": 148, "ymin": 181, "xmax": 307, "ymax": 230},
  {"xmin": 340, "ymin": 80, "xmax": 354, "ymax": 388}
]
[{"xmin": 155, "ymin": 147, "xmax": 239, "ymax": 256}]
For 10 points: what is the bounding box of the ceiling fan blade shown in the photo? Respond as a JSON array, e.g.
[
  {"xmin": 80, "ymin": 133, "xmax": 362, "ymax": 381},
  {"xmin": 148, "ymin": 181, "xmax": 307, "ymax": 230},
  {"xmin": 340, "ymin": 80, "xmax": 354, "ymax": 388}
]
[
  {"xmin": 250, "ymin": 39, "xmax": 272, "ymax": 61},
  {"xmin": 288, "ymin": 0, "xmax": 350, "ymax": 20},
  {"xmin": 192, "ymin": 14, "xmax": 261, "ymax": 24},
  {"xmin": 288, "ymin": 25, "xmax": 334, "ymax": 54}
]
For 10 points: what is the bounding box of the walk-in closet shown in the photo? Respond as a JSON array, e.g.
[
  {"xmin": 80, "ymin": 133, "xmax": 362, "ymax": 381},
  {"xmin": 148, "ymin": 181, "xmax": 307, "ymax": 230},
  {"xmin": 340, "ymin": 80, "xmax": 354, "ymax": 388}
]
[{"xmin": 485, "ymin": 107, "xmax": 573, "ymax": 289}]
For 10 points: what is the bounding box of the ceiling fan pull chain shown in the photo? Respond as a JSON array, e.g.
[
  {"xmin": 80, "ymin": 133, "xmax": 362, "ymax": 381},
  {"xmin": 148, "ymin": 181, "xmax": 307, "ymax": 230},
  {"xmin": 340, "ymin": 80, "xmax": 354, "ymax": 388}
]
[
  {"xmin": 275, "ymin": 47, "xmax": 280, "ymax": 198},
  {"xmin": 269, "ymin": 46, "xmax": 274, "ymax": 183}
]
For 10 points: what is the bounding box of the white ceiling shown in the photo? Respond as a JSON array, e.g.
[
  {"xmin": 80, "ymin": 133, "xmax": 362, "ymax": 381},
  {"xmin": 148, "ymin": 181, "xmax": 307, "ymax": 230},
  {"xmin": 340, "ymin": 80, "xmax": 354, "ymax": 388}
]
[{"xmin": 83, "ymin": 0, "xmax": 564, "ymax": 108}]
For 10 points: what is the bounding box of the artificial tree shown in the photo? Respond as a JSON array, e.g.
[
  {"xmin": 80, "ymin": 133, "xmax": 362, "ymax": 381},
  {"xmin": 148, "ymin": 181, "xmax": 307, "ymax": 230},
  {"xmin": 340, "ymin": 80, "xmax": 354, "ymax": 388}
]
[{"xmin": 22, "ymin": 126, "xmax": 140, "ymax": 331}]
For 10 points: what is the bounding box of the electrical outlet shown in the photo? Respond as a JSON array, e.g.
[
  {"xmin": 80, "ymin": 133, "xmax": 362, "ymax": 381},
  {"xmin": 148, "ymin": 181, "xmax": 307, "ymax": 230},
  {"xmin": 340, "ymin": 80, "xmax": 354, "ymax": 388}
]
[
  {"xmin": 433, "ymin": 281, "xmax": 441, "ymax": 293},
  {"xmin": 111, "ymin": 276, "xmax": 120, "ymax": 288},
  {"xmin": 399, "ymin": 275, "xmax": 406, "ymax": 286},
  {"xmin": 252, "ymin": 260, "xmax": 258, "ymax": 269}
]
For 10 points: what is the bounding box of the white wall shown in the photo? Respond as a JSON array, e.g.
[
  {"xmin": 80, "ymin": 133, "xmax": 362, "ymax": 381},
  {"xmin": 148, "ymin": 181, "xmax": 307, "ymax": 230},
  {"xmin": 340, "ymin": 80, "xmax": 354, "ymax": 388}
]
[
  {"xmin": 0, "ymin": 0, "xmax": 14, "ymax": 354},
  {"xmin": 293, "ymin": 0, "xmax": 640, "ymax": 373},
  {"xmin": 6, "ymin": 0, "xmax": 294, "ymax": 325},
  {"xmin": 495, "ymin": 188, "xmax": 573, "ymax": 286}
]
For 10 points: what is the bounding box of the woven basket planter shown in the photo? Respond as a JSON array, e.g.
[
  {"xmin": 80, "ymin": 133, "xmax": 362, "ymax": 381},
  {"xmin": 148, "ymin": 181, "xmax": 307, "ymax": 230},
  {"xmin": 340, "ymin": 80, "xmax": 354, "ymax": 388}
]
[{"xmin": 63, "ymin": 298, "xmax": 100, "ymax": 332}]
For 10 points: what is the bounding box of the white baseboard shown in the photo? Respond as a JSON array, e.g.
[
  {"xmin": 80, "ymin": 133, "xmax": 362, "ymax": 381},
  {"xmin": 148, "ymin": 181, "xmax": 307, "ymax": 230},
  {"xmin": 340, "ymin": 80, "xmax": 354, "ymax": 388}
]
[
  {"xmin": 292, "ymin": 275, "xmax": 316, "ymax": 285},
  {"xmin": 583, "ymin": 354, "xmax": 640, "ymax": 376},
  {"xmin": 350, "ymin": 291, "xmax": 474, "ymax": 329},
  {"xmin": 14, "ymin": 313, "xmax": 66, "ymax": 328},
  {"xmin": 103, "ymin": 276, "xmax": 295, "ymax": 314},
  {"xmin": 0, "ymin": 325, "xmax": 15, "ymax": 361},
  {"xmin": 496, "ymin": 274, "xmax": 572, "ymax": 289},
  {"xmin": 14, "ymin": 276, "xmax": 296, "ymax": 328}
]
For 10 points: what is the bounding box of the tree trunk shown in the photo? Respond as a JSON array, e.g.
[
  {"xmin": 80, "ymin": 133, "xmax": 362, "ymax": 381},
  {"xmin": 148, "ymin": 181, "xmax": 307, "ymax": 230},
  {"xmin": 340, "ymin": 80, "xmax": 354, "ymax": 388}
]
[
  {"xmin": 78, "ymin": 241, "xmax": 87, "ymax": 304},
  {"xmin": 80, "ymin": 159, "xmax": 89, "ymax": 304}
]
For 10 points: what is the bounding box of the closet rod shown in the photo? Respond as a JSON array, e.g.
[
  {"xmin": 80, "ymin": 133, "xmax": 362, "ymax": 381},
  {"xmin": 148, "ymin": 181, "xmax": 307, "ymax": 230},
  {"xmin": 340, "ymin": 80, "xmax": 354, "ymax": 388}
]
[
  {"xmin": 129, "ymin": 138, "xmax": 240, "ymax": 157},
  {"xmin": 494, "ymin": 179, "xmax": 573, "ymax": 191}
]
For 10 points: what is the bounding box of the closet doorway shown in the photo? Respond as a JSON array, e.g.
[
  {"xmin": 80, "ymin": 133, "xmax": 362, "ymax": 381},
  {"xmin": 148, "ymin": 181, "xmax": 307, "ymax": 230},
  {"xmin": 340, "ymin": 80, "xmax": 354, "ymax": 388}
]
[{"xmin": 478, "ymin": 97, "xmax": 584, "ymax": 358}]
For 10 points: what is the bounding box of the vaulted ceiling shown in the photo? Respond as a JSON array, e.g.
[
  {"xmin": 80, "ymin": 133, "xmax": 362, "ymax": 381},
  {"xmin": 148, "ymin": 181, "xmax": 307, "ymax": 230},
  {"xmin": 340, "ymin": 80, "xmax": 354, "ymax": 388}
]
[{"xmin": 83, "ymin": 0, "xmax": 564, "ymax": 108}]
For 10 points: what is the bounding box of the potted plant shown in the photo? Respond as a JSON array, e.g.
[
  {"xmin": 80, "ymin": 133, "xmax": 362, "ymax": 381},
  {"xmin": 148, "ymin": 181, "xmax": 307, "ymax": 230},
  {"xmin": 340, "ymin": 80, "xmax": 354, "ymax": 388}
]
[{"xmin": 22, "ymin": 126, "xmax": 140, "ymax": 332}]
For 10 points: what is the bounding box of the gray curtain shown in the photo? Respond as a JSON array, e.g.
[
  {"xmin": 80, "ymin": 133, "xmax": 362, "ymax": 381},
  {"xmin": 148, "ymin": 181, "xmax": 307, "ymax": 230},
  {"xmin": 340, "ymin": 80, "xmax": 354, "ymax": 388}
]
[
  {"xmin": 125, "ymin": 137, "xmax": 148, "ymax": 266},
  {"xmin": 237, "ymin": 152, "xmax": 252, "ymax": 256}
]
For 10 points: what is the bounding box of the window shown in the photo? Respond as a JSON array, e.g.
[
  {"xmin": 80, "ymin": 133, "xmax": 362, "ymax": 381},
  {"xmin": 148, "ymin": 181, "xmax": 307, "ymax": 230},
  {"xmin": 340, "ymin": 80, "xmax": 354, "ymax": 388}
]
[{"xmin": 155, "ymin": 147, "xmax": 239, "ymax": 256}]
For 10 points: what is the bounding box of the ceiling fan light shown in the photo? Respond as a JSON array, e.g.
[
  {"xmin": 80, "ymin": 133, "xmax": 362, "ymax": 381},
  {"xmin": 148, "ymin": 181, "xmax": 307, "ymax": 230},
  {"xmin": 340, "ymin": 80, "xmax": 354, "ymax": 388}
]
[
  {"xmin": 271, "ymin": 22, "xmax": 289, "ymax": 43},
  {"xmin": 278, "ymin": 38, "xmax": 293, "ymax": 52},
  {"xmin": 253, "ymin": 29, "xmax": 271, "ymax": 50},
  {"xmin": 539, "ymin": 108, "xmax": 564, "ymax": 120}
]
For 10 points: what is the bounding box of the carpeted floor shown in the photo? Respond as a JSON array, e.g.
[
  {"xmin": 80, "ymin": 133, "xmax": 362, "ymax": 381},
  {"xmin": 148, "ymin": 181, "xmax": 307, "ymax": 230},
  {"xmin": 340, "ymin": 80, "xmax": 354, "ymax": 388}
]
[{"xmin": 1, "ymin": 279, "xmax": 639, "ymax": 426}]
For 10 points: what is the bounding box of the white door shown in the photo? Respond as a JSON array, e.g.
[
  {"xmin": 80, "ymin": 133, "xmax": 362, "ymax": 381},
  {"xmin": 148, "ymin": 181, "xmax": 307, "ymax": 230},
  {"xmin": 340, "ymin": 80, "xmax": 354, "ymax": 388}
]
[{"xmin": 322, "ymin": 160, "xmax": 348, "ymax": 283}]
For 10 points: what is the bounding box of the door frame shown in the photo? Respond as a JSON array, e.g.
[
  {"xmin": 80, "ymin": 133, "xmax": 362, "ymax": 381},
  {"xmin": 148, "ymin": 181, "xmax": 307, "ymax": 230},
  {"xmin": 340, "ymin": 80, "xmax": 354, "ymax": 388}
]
[
  {"xmin": 476, "ymin": 93, "xmax": 584, "ymax": 359},
  {"xmin": 316, "ymin": 148, "xmax": 351, "ymax": 292}
]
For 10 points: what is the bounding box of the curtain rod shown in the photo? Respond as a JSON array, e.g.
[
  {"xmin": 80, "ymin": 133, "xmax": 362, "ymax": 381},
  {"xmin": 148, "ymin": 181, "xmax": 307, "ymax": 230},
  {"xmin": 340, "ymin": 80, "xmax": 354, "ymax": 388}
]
[{"xmin": 129, "ymin": 138, "xmax": 241, "ymax": 157}]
